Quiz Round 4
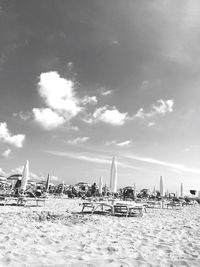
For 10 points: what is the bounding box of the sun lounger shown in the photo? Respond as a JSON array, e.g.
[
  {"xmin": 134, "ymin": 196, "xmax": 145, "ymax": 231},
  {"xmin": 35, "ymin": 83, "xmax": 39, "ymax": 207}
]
[
  {"xmin": 81, "ymin": 200, "xmax": 145, "ymax": 217},
  {"xmin": 1, "ymin": 196, "xmax": 46, "ymax": 206},
  {"xmin": 17, "ymin": 196, "xmax": 46, "ymax": 206},
  {"xmin": 113, "ymin": 203, "xmax": 144, "ymax": 217},
  {"xmin": 166, "ymin": 201, "xmax": 182, "ymax": 209},
  {"xmin": 81, "ymin": 201, "xmax": 114, "ymax": 215}
]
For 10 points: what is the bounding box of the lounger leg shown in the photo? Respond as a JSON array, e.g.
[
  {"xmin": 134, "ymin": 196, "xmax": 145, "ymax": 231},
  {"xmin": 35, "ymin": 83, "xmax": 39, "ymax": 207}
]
[
  {"xmin": 111, "ymin": 206, "xmax": 114, "ymax": 215},
  {"xmin": 81, "ymin": 205, "xmax": 85, "ymax": 213}
]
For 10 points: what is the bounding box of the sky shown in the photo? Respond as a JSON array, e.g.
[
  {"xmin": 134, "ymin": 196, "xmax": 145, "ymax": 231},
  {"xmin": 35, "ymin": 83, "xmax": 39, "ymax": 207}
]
[{"xmin": 1, "ymin": 0, "xmax": 200, "ymax": 192}]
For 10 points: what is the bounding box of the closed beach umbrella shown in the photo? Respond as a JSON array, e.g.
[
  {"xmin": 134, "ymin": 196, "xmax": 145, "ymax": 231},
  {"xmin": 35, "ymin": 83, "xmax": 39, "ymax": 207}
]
[
  {"xmin": 99, "ymin": 176, "xmax": 103, "ymax": 195},
  {"xmin": 160, "ymin": 176, "xmax": 164, "ymax": 197},
  {"xmin": 110, "ymin": 156, "xmax": 117, "ymax": 193},
  {"xmin": 180, "ymin": 183, "xmax": 183, "ymax": 197},
  {"xmin": 46, "ymin": 174, "xmax": 50, "ymax": 192},
  {"xmin": 153, "ymin": 186, "xmax": 156, "ymax": 196},
  {"xmin": 61, "ymin": 180, "xmax": 64, "ymax": 194},
  {"xmin": 134, "ymin": 184, "xmax": 137, "ymax": 197},
  {"xmin": 104, "ymin": 184, "xmax": 107, "ymax": 196},
  {"xmin": 20, "ymin": 160, "xmax": 29, "ymax": 191}
]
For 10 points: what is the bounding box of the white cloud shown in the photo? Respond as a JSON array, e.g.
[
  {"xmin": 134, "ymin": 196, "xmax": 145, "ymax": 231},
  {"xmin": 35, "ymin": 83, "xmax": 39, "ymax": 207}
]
[
  {"xmin": 135, "ymin": 108, "xmax": 145, "ymax": 119},
  {"xmin": 105, "ymin": 140, "xmax": 132, "ymax": 147},
  {"xmin": 152, "ymin": 99, "xmax": 174, "ymax": 114},
  {"xmin": 38, "ymin": 71, "xmax": 82, "ymax": 119},
  {"xmin": 51, "ymin": 175, "xmax": 59, "ymax": 181},
  {"xmin": 67, "ymin": 136, "xmax": 90, "ymax": 145},
  {"xmin": 2, "ymin": 148, "xmax": 11, "ymax": 158},
  {"xmin": 86, "ymin": 106, "xmax": 128, "ymax": 126},
  {"xmin": 94, "ymin": 106, "xmax": 128, "ymax": 125},
  {"xmin": 148, "ymin": 121, "xmax": 156, "ymax": 127},
  {"xmin": 33, "ymin": 108, "xmax": 65, "ymax": 130},
  {"xmin": 81, "ymin": 96, "xmax": 97, "ymax": 105},
  {"xmin": 135, "ymin": 99, "xmax": 174, "ymax": 119},
  {"xmin": 101, "ymin": 89, "xmax": 112, "ymax": 96},
  {"xmin": 0, "ymin": 122, "xmax": 25, "ymax": 148},
  {"xmin": 116, "ymin": 140, "xmax": 132, "ymax": 147}
]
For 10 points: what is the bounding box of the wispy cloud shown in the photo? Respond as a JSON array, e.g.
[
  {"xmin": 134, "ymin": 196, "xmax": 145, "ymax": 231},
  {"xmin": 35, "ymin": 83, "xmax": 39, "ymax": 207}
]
[
  {"xmin": 46, "ymin": 150, "xmax": 110, "ymax": 164},
  {"xmin": 105, "ymin": 140, "xmax": 132, "ymax": 147},
  {"xmin": 123, "ymin": 153, "xmax": 200, "ymax": 175},
  {"xmin": 116, "ymin": 140, "xmax": 132, "ymax": 147},
  {"xmin": 0, "ymin": 122, "xmax": 25, "ymax": 148},
  {"xmin": 100, "ymin": 89, "xmax": 112, "ymax": 96},
  {"xmin": 45, "ymin": 150, "xmax": 141, "ymax": 170},
  {"xmin": 67, "ymin": 137, "xmax": 90, "ymax": 145}
]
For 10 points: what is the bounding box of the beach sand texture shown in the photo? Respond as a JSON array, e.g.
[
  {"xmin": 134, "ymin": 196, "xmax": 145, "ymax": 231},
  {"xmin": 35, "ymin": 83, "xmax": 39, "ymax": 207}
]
[{"xmin": 0, "ymin": 198, "xmax": 200, "ymax": 267}]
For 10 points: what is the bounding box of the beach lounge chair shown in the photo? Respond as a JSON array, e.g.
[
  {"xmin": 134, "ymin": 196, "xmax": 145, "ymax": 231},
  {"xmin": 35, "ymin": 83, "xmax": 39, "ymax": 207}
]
[
  {"xmin": 81, "ymin": 201, "xmax": 114, "ymax": 215},
  {"xmin": 166, "ymin": 201, "xmax": 182, "ymax": 209},
  {"xmin": 113, "ymin": 202, "xmax": 144, "ymax": 217},
  {"xmin": 17, "ymin": 195, "xmax": 47, "ymax": 206}
]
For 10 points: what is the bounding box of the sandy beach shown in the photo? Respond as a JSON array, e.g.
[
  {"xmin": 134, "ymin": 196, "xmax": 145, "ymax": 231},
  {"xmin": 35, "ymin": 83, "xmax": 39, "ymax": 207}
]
[{"xmin": 0, "ymin": 198, "xmax": 199, "ymax": 267}]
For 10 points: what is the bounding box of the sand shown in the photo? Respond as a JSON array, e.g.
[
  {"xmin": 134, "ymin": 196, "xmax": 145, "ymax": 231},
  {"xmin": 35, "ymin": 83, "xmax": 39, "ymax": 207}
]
[{"xmin": 0, "ymin": 198, "xmax": 200, "ymax": 267}]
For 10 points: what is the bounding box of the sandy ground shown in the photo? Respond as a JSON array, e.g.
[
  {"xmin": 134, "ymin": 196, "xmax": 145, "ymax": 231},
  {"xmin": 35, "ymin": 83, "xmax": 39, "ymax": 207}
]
[{"xmin": 0, "ymin": 198, "xmax": 200, "ymax": 267}]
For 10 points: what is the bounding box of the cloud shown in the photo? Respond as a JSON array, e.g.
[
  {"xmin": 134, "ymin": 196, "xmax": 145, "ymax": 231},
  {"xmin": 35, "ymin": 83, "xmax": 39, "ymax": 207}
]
[
  {"xmin": 37, "ymin": 71, "xmax": 82, "ymax": 119},
  {"xmin": 100, "ymin": 89, "xmax": 112, "ymax": 96},
  {"xmin": 2, "ymin": 148, "xmax": 11, "ymax": 158},
  {"xmin": 105, "ymin": 140, "xmax": 132, "ymax": 147},
  {"xmin": 116, "ymin": 140, "xmax": 132, "ymax": 147},
  {"xmin": 0, "ymin": 122, "xmax": 25, "ymax": 148},
  {"xmin": 51, "ymin": 175, "xmax": 59, "ymax": 181},
  {"xmin": 33, "ymin": 108, "xmax": 65, "ymax": 130},
  {"xmin": 13, "ymin": 111, "xmax": 32, "ymax": 121},
  {"xmin": 94, "ymin": 106, "xmax": 128, "ymax": 125},
  {"xmin": 67, "ymin": 137, "xmax": 90, "ymax": 145},
  {"xmin": 148, "ymin": 121, "xmax": 156, "ymax": 127},
  {"xmin": 135, "ymin": 99, "xmax": 174, "ymax": 119},
  {"xmin": 81, "ymin": 96, "xmax": 97, "ymax": 105},
  {"xmin": 84, "ymin": 106, "xmax": 128, "ymax": 126},
  {"xmin": 35, "ymin": 71, "xmax": 130, "ymax": 129},
  {"xmin": 123, "ymin": 153, "xmax": 200, "ymax": 175},
  {"xmin": 46, "ymin": 150, "xmax": 141, "ymax": 170},
  {"xmin": 46, "ymin": 150, "xmax": 110, "ymax": 164}
]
